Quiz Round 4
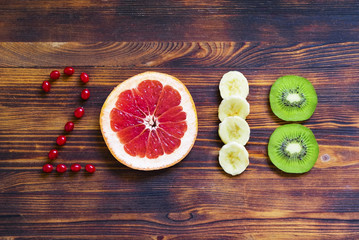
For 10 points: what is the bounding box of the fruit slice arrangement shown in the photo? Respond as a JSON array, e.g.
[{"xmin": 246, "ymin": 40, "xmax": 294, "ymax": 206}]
[
  {"xmin": 218, "ymin": 71, "xmax": 250, "ymax": 176},
  {"xmin": 268, "ymin": 75, "xmax": 319, "ymax": 174},
  {"xmin": 100, "ymin": 72, "xmax": 198, "ymax": 171}
]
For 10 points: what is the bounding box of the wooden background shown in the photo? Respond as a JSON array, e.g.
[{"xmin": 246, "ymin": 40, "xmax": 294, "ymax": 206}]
[{"xmin": 1, "ymin": 1, "xmax": 359, "ymax": 239}]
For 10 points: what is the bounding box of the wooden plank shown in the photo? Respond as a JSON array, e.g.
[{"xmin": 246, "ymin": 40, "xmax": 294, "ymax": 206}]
[
  {"xmin": 1, "ymin": 1, "xmax": 359, "ymax": 41},
  {"xmin": 0, "ymin": 165, "xmax": 359, "ymax": 232},
  {"xmin": 0, "ymin": 63, "xmax": 358, "ymax": 239},
  {"xmin": 3, "ymin": 0, "xmax": 359, "ymax": 14},
  {"xmin": 1, "ymin": 0, "xmax": 359, "ymax": 238},
  {"xmin": 0, "ymin": 173, "xmax": 358, "ymax": 238},
  {"xmin": 2, "ymin": 42, "xmax": 359, "ymax": 68}
]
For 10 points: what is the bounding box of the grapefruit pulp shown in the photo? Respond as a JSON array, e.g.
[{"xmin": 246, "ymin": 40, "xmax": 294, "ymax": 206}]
[{"xmin": 100, "ymin": 72, "xmax": 198, "ymax": 170}]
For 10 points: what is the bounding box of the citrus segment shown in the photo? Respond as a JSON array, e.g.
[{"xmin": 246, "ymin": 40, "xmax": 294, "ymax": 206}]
[
  {"xmin": 155, "ymin": 85, "xmax": 182, "ymax": 117},
  {"xmin": 145, "ymin": 130, "xmax": 164, "ymax": 159},
  {"xmin": 158, "ymin": 122, "xmax": 187, "ymax": 138},
  {"xmin": 124, "ymin": 128, "xmax": 150, "ymax": 158},
  {"xmin": 136, "ymin": 80, "xmax": 163, "ymax": 114},
  {"xmin": 117, "ymin": 125, "xmax": 146, "ymax": 144},
  {"xmin": 133, "ymin": 89, "xmax": 150, "ymax": 115},
  {"xmin": 115, "ymin": 89, "xmax": 145, "ymax": 118},
  {"xmin": 157, "ymin": 106, "xmax": 186, "ymax": 122},
  {"xmin": 100, "ymin": 72, "xmax": 198, "ymax": 170},
  {"xmin": 157, "ymin": 128, "xmax": 181, "ymax": 154},
  {"xmin": 110, "ymin": 108, "xmax": 144, "ymax": 132}
]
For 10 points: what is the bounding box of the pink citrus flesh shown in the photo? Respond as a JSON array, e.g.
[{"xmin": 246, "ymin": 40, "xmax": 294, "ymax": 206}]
[{"xmin": 100, "ymin": 72, "xmax": 197, "ymax": 170}]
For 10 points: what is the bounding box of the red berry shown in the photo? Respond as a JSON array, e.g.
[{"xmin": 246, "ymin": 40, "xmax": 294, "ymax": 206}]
[
  {"xmin": 81, "ymin": 89, "xmax": 90, "ymax": 100},
  {"xmin": 42, "ymin": 164, "xmax": 53, "ymax": 173},
  {"xmin": 80, "ymin": 72, "xmax": 89, "ymax": 83},
  {"xmin": 85, "ymin": 164, "xmax": 96, "ymax": 173},
  {"xmin": 74, "ymin": 107, "xmax": 84, "ymax": 118},
  {"xmin": 64, "ymin": 121, "xmax": 74, "ymax": 132},
  {"xmin": 56, "ymin": 135, "xmax": 67, "ymax": 146},
  {"xmin": 42, "ymin": 80, "xmax": 51, "ymax": 92},
  {"xmin": 48, "ymin": 149, "xmax": 58, "ymax": 160},
  {"xmin": 71, "ymin": 163, "xmax": 82, "ymax": 172},
  {"xmin": 64, "ymin": 66, "xmax": 75, "ymax": 76},
  {"xmin": 50, "ymin": 70, "xmax": 60, "ymax": 80},
  {"xmin": 56, "ymin": 164, "xmax": 67, "ymax": 173}
]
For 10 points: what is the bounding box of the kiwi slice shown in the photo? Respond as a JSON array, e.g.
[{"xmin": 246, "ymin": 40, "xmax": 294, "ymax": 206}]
[
  {"xmin": 269, "ymin": 75, "xmax": 317, "ymax": 121},
  {"xmin": 268, "ymin": 124, "xmax": 319, "ymax": 174}
]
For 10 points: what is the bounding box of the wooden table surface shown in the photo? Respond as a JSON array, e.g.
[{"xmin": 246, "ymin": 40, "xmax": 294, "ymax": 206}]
[{"xmin": 1, "ymin": 1, "xmax": 359, "ymax": 239}]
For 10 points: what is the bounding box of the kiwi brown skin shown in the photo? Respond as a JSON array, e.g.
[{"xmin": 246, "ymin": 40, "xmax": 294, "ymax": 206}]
[
  {"xmin": 268, "ymin": 124, "xmax": 319, "ymax": 174},
  {"xmin": 269, "ymin": 75, "xmax": 317, "ymax": 121}
]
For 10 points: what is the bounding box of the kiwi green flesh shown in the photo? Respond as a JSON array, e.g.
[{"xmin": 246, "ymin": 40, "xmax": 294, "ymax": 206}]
[
  {"xmin": 269, "ymin": 75, "xmax": 317, "ymax": 121},
  {"xmin": 268, "ymin": 124, "xmax": 319, "ymax": 174}
]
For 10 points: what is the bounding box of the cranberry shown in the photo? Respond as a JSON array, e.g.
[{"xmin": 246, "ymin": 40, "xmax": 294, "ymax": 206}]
[
  {"xmin": 81, "ymin": 89, "xmax": 90, "ymax": 100},
  {"xmin": 80, "ymin": 72, "xmax": 89, "ymax": 83},
  {"xmin": 56, "ymin": 164, "xmax": 67, "ymax": 173},
  {"xmin": 50, "ymin": 70, "xmax": 60, "ymax": 80},
  {"xmin": 64, "ymin": 121, "xmax": 74, "ymax": 132},
  {"xmin": 42, "ymin": 80, "xmax": 51, "ymax": 92},
  {"xmin": 48, "ymin": 149, "xmax": 58, "ymax": 160},
  {"xmin": 74, "ymin": 107, "xmax": 84, "ymax": 118},
  {"xmin": 42, "ymin": 164, "xmax": 53, "ymax": 173},
  {"xmin": 71, "ymin": 163, "xmax": 82, "ymax": 172},
  {"xmin": 56, "ymin": 135, "xmax": 67, "ymax": 146},
  {"xmin": 85, "ymin": 164, "xmax": 96, "ymax": 173},
  {"xmin": 64, "ymin": 66, "xmax": 75, "ymax": 76}
]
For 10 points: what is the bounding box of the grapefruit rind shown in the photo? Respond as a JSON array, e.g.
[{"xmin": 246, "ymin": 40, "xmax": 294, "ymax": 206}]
[{"xmin": 100, "ymin": 72, "xmax": 198, "ymax": 170}]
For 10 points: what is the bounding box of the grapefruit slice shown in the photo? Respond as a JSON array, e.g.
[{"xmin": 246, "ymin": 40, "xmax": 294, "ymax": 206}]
[{"xmin": 100, "ymin": 72, "xmax": 198, "ymax": 170}]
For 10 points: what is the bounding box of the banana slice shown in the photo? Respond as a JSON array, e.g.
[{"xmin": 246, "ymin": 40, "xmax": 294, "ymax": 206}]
[
  {"xmin": 219, "ymin": 71, "xmax": 249, "ymax": 99},
  {"xmin": 218, "ymin": 95, "xmax": 250, "ymax": 121},
  {"xmin": 219, "ymin": 142, "xmax": 249, "ymax": 176},
  {"xmin": 218, "ymin": 116, "xmax": 250, "ymax": 145}
]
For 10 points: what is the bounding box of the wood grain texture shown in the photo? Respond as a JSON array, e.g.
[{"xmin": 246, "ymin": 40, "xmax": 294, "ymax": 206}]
[
  {"xmin": 2, "ymin": 42, "xmax": 359, "ymax": 69},
  {"xmin": 1, "ymin": 55, "xmax": 359, "ymax": 238},
  {"xmin": 1, "ymin": 0, "xmax": 359, "ymax": 239},
  {"xmin": 2, "ymin": 0, "xmax": 359, "ymax": 42}
]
